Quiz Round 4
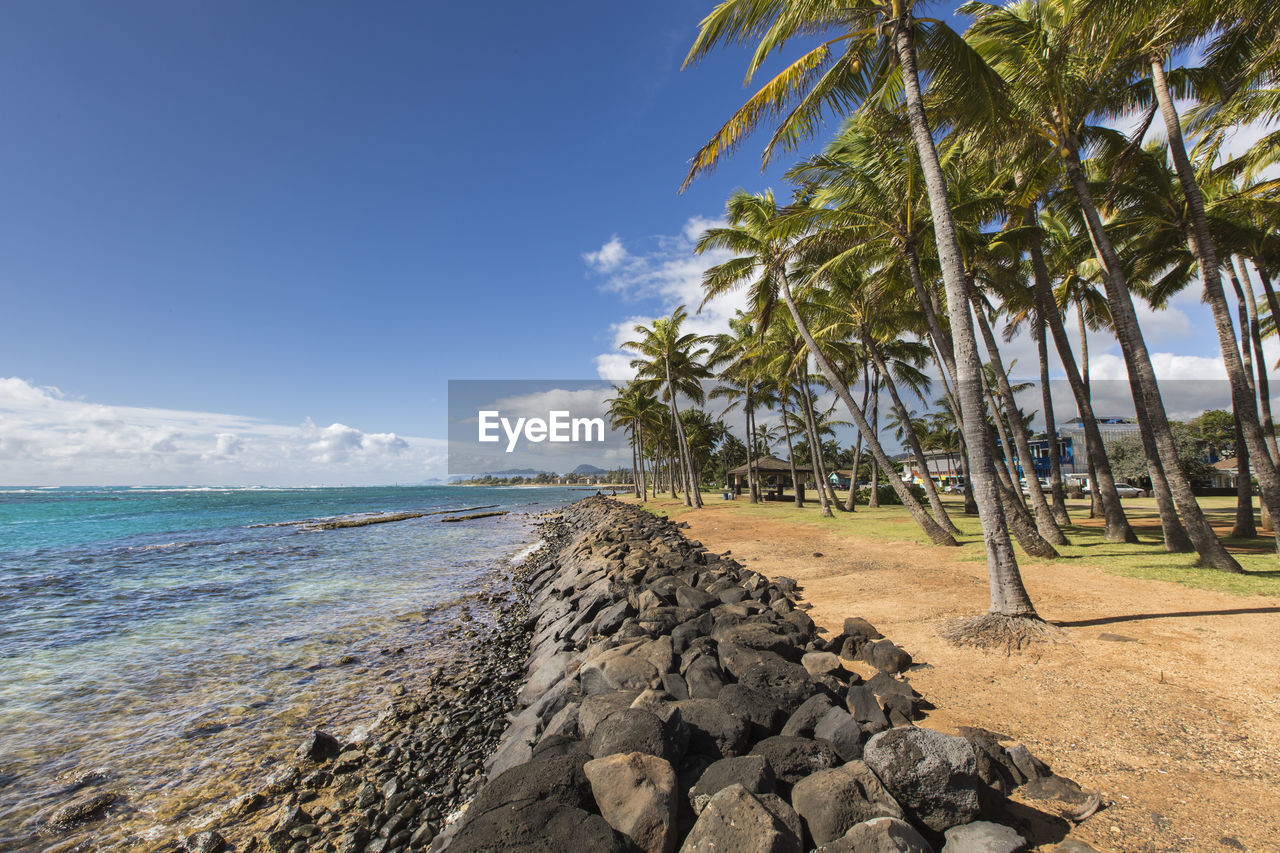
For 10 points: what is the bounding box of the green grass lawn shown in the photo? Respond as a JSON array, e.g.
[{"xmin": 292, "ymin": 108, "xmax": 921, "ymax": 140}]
[{"xmin": 635, "ymin": 491, "xmax": 1280, "ymax": 598}]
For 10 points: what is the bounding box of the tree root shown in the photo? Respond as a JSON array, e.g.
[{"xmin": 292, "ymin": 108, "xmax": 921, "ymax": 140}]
[{"xmin": 940, "ymin": 613, "xmax": 1063, "ymax": 653}]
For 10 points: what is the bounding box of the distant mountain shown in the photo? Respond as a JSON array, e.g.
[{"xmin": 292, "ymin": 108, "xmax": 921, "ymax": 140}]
[{"xmin": 570, "ymin": 464, "xmax": 608, "ymax": 475}]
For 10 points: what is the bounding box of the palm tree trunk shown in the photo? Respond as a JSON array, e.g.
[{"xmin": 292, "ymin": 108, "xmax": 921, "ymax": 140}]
[
  {"xmin": 637, "ymin": 428, "xmax": 648, "ymax": 501},
  {"xmin": 868, "ymin": 378, "xmax": 881, "ymax": 508},
  {"xmin": 798, "ymin": 372, "xmax": 836, "ymax": 515},
  {"xmin": 776, "ymin": 267, "xmax": 957, "ymax": 544},
  {"xmin": 972, "ymin": 292, "xmax": 1067, "ymax": 544},
  {"xmin": 1149, "ymin": 57, "xmax": 1280, "ymax": 556},
  {"xmin": 895, "ymin": 14, "xmax": 1034, "ymax": 611},
  {"xmin": 1229, "ymin": 261, "xmax": 1260, "ymax": 537},
  {"xmin": 1234, "ymin": 416, "xmax": 1256, "ymax": 537},
  {"xmin": 1237, "ymin": 256, "xmax": 1280, "ymax": 465},
  {"xmin": 746, "ymin": 392, "xmax": 760, "ymax": 503},
  {"xmin": 1076, "ymin": 298, "xmax": 1101, "ymax": 518},
  {"xmin": 1034, "ymin": 309, "xmax": 1071, "ymax": 525},
  {"xmin": 867, "ymin": 335, "xmax": 960, "ymax": 534},
  {"xmin": 846, "ymin": 375, "xmax": 872, "ymax": 512},
  {"xmin": 1064, "ymin": 145, "xmax": 1241, "ymax": 571},
  {"xmin": 630, "ymin": 432, "xmax": 641, "ymax": 499},
  {"xmin": 979, "ymin": 368, "xmax": 1058, "ymax": 556},
  {"xmin": 1028, "ymin": 215, "xmax": 1134, "ymax": 538},
  {"xmin": 1126, "ymin": 366, "xmax": 1195, "ymax": 552},
  {"xmin": 665, "ymin": 366, "xmax": 700, "ymax": 509},
  {"xmin": 779, "ymin": 391, "xmax": 804, "ymax": 508}
]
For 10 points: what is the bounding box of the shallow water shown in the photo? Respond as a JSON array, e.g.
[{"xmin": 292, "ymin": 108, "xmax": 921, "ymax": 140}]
[{"xmin": 0, "ymin": 485, "xmax": 582, "ymax": 850}]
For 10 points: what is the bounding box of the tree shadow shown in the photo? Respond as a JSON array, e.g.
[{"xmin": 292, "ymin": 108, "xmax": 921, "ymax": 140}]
[
  {"xmin": 1000, "ymin": 798, "xmax": 1075, "ymax": 849},
  {"xmin": 1055, "ymin": 606, "xmax": 1280, "ymax": 628}
]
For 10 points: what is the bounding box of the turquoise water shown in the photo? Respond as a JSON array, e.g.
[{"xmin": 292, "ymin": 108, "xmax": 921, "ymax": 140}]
[{"xmin": 0, "ymin": 485, "xmax": 583, "ymax": 850}]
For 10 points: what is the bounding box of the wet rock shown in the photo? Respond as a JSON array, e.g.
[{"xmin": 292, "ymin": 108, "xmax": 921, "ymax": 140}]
[
  {"xmin": 296, "ymin": 729, "xmax": 342, "ymax": 762},
  {"xmin": 819, "ymin": 816, "xmax": 932, "ymax": 853},
  {"xmin": 584, "ymin": 752, "xmax": 679, "ymax": 853},
  {"xmin": 941, "ymin": 820, "xmax": 1026, "ymax": 852},
  {"xmin": 688, "ymin": 756, "xmax": 776, "ymax": 814},
  {"xmin": 863, "ymin": 728, "xmax": 982, "ymax": 832},
  {"xmin": 183, "ymin": 830, "xmax": 227, "ymax": 853},
  {"xmin": 43, "ymin": 791, "xmax": 118, "ymax": 831},
  {"xmin": 679, "ymin": 784, "xmax": 802, "ymax": 853},
  {"xmin": 790, "ymin": 762, "xmax": 904, "ymax": 847}
]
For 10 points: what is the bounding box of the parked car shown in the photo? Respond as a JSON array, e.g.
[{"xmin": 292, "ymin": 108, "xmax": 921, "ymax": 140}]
[
  {"xmin": 1020, "ymin": 478, "xmax": 1051, "ymax": 496},
  {"xmin": 1083, "ymin": 481, "xmax": 1145, "ymax": 497}
]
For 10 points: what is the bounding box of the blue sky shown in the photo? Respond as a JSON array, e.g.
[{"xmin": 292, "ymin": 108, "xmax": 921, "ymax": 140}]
[{"xmin": 0, "ymin": 2, "xmax": 1255, "ymax": 485}]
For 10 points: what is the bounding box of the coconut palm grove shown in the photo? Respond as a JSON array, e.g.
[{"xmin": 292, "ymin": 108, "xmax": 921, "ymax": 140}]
[{"xmin": 605, "ymin": 0, "xmax": 1280, "ymax": 646}]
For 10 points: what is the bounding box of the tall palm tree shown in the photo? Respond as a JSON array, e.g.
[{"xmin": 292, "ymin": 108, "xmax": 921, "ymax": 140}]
[
  {"xmin": 626, "ymin": 307, "xmax": 711, "ymax": 508},
  {"xmin": 685, "ymin": 0, "xmax": 1041, "ymax": 623},
  {"xmin": 962, "ymin": 0, "xmax": 1243, "ymax": 571}
]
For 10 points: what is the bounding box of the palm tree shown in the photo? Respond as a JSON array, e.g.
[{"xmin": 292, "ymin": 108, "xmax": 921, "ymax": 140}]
[
  {"xmin": 1092, "ymin": 0, "xmax": 1280, "ymax": 552},
  {"xmin": 607, "ymin": 382, "xmax": 662, "ymax": 500},
  {"xmin": 685, "ymin": 0, "xmax": 1041, "ymax": 625},
  {"xmin": 626, "ymin": 307, "xmax": 711, "ymax": 508},
  {"xmin": 708, "ymin": 312, "xmax": 770, "ymax": 502},
  {"xmin": 962, "ymin": 0, "xmax": 1243, "ymax": 571},
  {"xmin": 696, "ymin": 189, "xmax": 955, "ymax": 540}
]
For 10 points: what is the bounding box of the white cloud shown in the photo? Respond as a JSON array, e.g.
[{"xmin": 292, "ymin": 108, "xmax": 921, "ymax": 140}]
[
  {"xmin": 0, "ymin": 377, "xmax": 445, "ymax": 486},
  {"xmin": 584, "ymin": 217, "xmax": 745, "ymax": 379},
  {"xmin": 582, "ymin": 235, "xmax": 632, "ymax": 273}
]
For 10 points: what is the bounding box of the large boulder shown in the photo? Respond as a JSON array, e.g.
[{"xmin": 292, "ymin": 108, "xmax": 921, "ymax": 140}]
[
  {"xmin": 467, "ymin": 753, "xmax": 592, "ymax": 818},
  {"xmin": 579, "ymin": 690, "xmax": 643, "ymax": 739},
  {"xmin": 585, "ymin": 752, "xmax": 679, "ymax": 853},
  {"xmin": 449, "ymin": 799, "xmax": 634, "ymax": 852},
  {"xmin": 846, "ymin": 684, "xmax": 890, "ymax": 734},
  {"xmin": 941, "ymin": 821, "xmax": 1026, "ymax": 853},
  {"xmin": 581, "ymin": 649, "xmax": 661, "ymax": 694},
  {"xmin": 748, "ymin": 736, "xmax": 840, "ymax": 791},
  {"xmin": 780, "ymin": 694, "xmax": 836, "ymax": 739},
  {"xmin": 814, "ymin": 707, "xmax": 865, "ymax": 762},
  {"xmin": 674, "ymin": 699, "xmax": 749, "ymax": 760},
  {"xmin": 818, "ymin": 816, "xmax": 933, "ymax": 853},
  {"xmin": 860, "ymin": 640, "xmax": 912, "ymax": 676},
  {"xmin": 715, "ymin": 684, "xmax": 786, "ymax": 739},
  {"xmin": 678, "ymin": 784, "xmax": 802, "ymax": 853},
  {"xmin": 801, "ymin": 651, "xmax": 844, "ymax": 680},
  {"xmin": 734, "ymin": 656, "xmax": 816, "ymax": 713},
  {"xmin": 863, "ymin": 728, "xmax": 982, "ymax": 832},
  {"xmin": 590, "ymin": 708, "xmax": 683, "ymax": 764},
  {"xmin": 790, "ymin": 762, "xmax": 904, "ymax": 848},
  {"xmin": 688, "ymin": 755, "xmax": 776, "ymax": 814}
]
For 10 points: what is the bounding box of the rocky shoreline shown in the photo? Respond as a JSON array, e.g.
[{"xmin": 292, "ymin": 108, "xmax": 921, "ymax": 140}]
[{"xmin": 165, "ymin": 496, "xmax": 1095, "ymax": 853}]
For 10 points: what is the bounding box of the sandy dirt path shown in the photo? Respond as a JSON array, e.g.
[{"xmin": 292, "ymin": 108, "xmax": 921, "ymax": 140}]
[{"xmin": 661, "ymin": 501, "xmax": 1279, "ymax": 853}]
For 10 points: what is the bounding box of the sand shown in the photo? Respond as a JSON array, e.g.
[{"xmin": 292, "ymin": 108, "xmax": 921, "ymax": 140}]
[{"xmin": 647, "ymin": 499, "xmax": 1280, "ymax": 853}]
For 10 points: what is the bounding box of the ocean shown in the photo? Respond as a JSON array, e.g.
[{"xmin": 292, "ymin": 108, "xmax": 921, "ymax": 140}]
[{"xmin": 0, "ymin": 484, "xmax": 586, "ymax": 850}]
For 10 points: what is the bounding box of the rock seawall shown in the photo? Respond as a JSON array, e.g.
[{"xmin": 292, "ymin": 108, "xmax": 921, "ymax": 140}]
[{"xmin": 429, "ymin": 497, "xmax": 1094, "ymax": 853}]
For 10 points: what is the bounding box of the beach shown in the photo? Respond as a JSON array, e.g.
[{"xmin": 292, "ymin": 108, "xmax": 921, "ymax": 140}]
[{"xmin": 624, "ymin": 494, "xmax": 1280, "ymax": 852}]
